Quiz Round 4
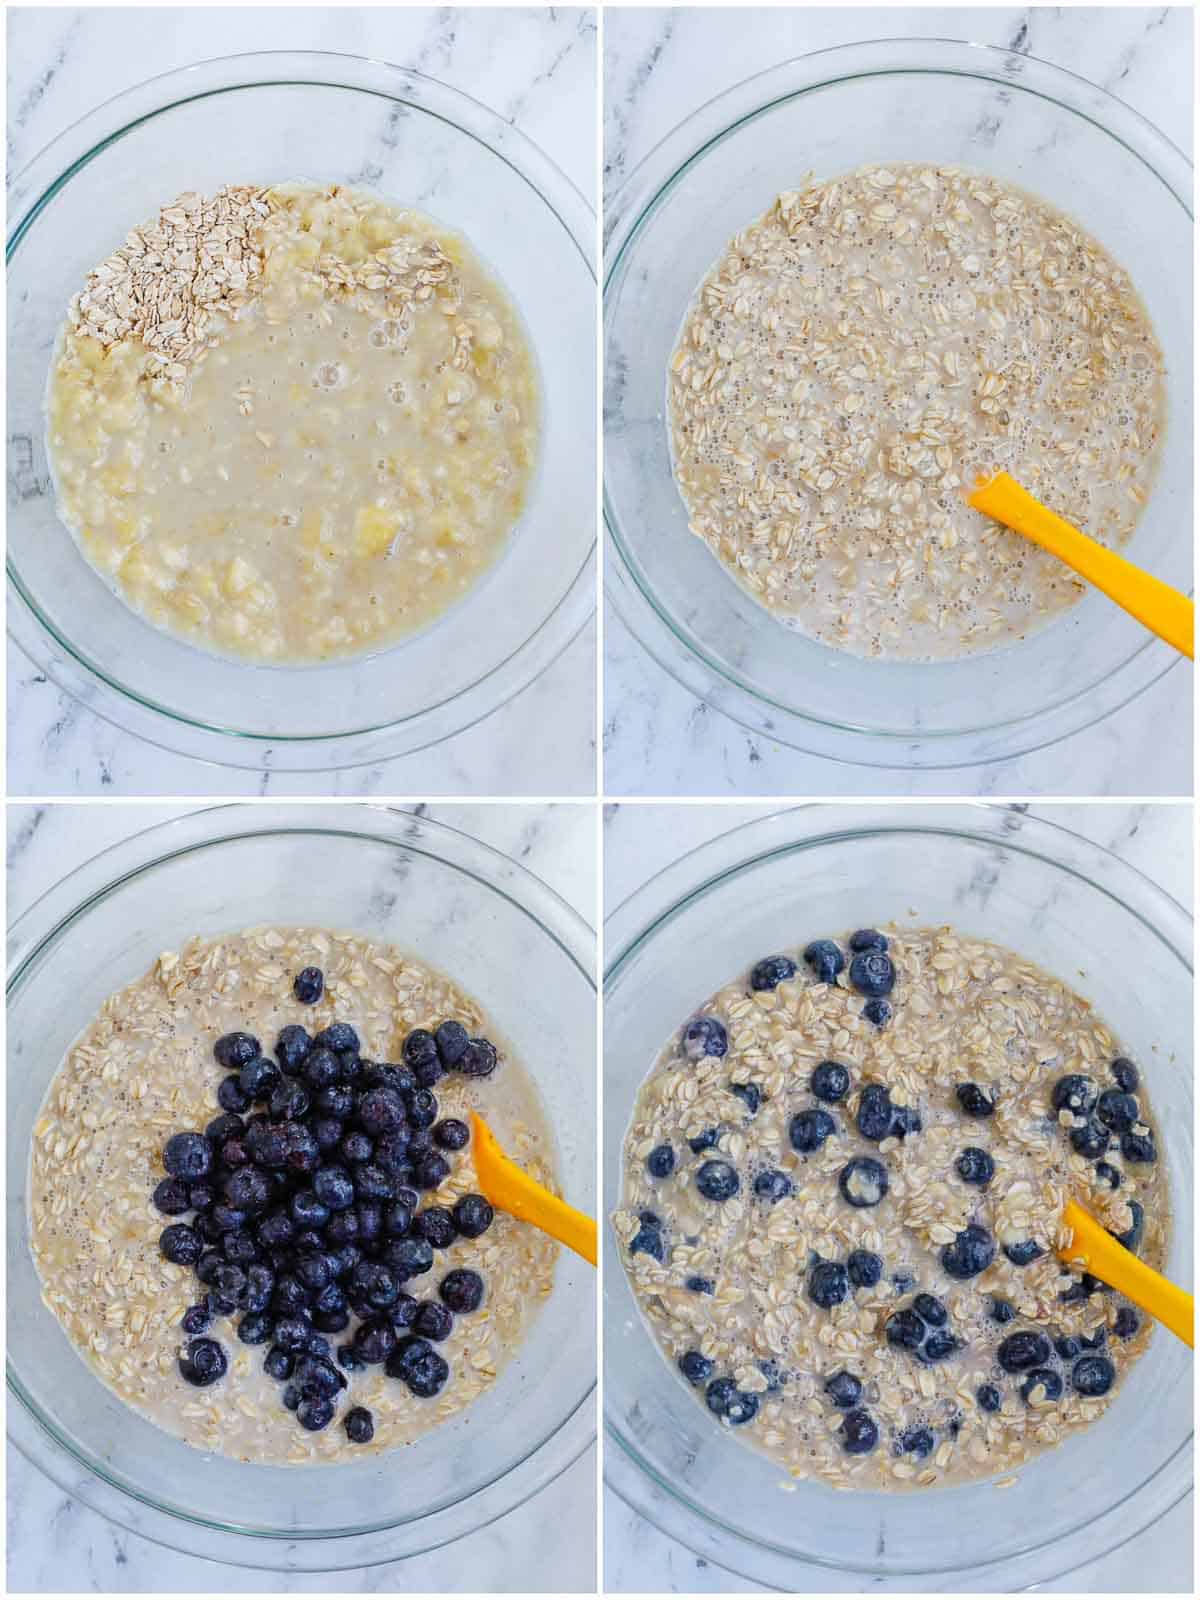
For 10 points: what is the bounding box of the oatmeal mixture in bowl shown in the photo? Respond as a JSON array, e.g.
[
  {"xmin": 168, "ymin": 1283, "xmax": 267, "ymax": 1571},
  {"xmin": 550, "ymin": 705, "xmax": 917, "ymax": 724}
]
[
  {"xmin": 668, "ymin": 163, "xmax": 1166, "ymax": 660},
  {"xmin": 45, "ymin": 182, "xmax": 539, "ymax": 664},
  {"xmin": 30, "ymin": 926, "xmax": 559, "ymax": 1464},
  {"xmin": 615, "ymin": 924, "xmax": 1168, "ymax": 1490}
]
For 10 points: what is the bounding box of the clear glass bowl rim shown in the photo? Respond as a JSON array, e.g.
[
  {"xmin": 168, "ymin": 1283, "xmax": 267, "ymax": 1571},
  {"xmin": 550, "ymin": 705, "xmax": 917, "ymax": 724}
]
[
  {"xmin": 7, "ymin": 50, "xmax": 596, "ymax": 773},
  {"xmin": 7, "ymin": 802, "xmax": 597, "ymax": 1569},
  {"xmin": 603, "ymin": 802, "xmax": 1192, "ymax": 1587},
  {"xmin": 603, "ymin": 36, "xmax": 1193, "ymax": 772}
]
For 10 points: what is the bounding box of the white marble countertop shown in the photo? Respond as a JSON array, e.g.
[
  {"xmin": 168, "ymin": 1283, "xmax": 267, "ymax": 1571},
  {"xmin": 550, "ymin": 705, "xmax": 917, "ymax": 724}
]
[
  {"xmin": 6, "ymin": 799, "xmax": 596, "ymax": 1592},
  {"xmin": 603, "ymin": 5, "xmax": 1193, "ymax": 798},
  {"xmin": 6, "ymin": 5, "xmax": 597, "ymax": 797},
  {"xmin": 602, "ymin": 798, "xmax": 1192, "ymax": 1592}
]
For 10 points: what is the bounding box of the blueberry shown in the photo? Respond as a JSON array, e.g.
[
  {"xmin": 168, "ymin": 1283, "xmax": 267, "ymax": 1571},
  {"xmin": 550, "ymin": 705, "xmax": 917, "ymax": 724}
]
[
  {"xmin": 181, "ymin": 1304, "xmax": 211, "ymax": 1335},
  {"xmin": 1096, "ymin": 1090, "xmax": 1139, "ymax": 1133},
  {"xmin": 1052, "ymin": 1075, "xmax": 1097, "ymax": 1116},
  {"xmin": 239, "ymin": 1055, "xmax": 280, "ymax": 1102},
  {"xmin": 297, "ymin": 1396, "xmax": 335, "ymax": 1432},
  {"xmin": 955, "ymin": 1147, "xmax": 995, "ymax": 1187},
  {"xmin": 214, "ymin": 1032, "xmax": 260, "ymax": 1070},
  {"xmin": 1114, "ymin": 1200, "xmax": 1145, "ymax": 1253},
  {"xmin": 922, "ymin": 1331, "xmax": 960, "ymax": 1363},
  {"xmin": 217, "ymin": 1074, "xmax": 250, "ymax": 1114},
  {"xmin": 275, "ymin": 1024, "xmax": 312, "ymax": 1074},
  {"xmin": 406, "ymin": 1089, "xmax": 440, "ymax": 1130},
  {"xmin": 839, "ymin": 1408, "xmax": 879, "ymax": 1454},
  {"xmin": 753, "ymin": 1168, "xmax": 793, "ymax": 1203},
  {"xmin": 303, "ymin": 1047, "xmax": 342, "ymax": 1092},
  {"xmin": 312, "ymin": 1166, "xmax": 355, "ymax": 1212},
  {"xmin": 941, "ymin": 1224, "xmax": 996, "ymax": 1280},
  {"xmin": 849, "ymin": 950, "xmax": 894, "ymax": 999},
  {"xmin": 290, "ymin": 1189, "xmax": 330, "ymax": 1230},
  {"xmin": 885, "ymin": 1309, "xmax": 926, "ymax": 1352},
  {"xmin": 750, "ymin": 955, "xmax": 797, "ymax": 991},
  {"xmin": 687, "ymin": 1128, "xmax": 720, "ymax": 1154},
  {"xmin": 1094, "ymin": 1160, "xmax": 1122, "ymax": 1190},
  {"xmin": 432, "ymin": 1017, "xmax": 470, "ymax": 1068},
  {"xmin": 382, "ymin": 1236, "xmax": 435, "ymax": 1281},
  {"xmin": 388, "ymin": 1293, "xmax": 420, "ymax": 1330},
  {"xmin": 1054, "ymin": 1335, "xmax": 1082, "ymax": 1360},
  {"xmin": 811, "ymin": 1060, "xmax": 850, "ymax": 1103},
  {"xmin": 458, "ymin": 1038, "xmax": 498, "ymax": 1078},
  {"xmin": 153, "ymin": 1176, "xmax": 191, "ymax": 1216},
  {"xmin": 1003, "ymin": 1240, "xmax": 1044, "ymax": 1267},
  {"xmin": 439, "ymin": 1268, "xmax": 485, "ymax": 1314},
  {"xmin": 413, "ymin": 1207, "xmax": 456, "ymax": 1248},
  {"xmin": 225, "ymin": 1167, "xmax": 270, "ymax": 1214},
  {"xmin": 338, "ymin": 1405, "xmax": 373, "ymax": 1444},
  {"xmin": 849, "ymin": 929, "xmax": 888, "ymax": 953},
  {"xmin": 913, "ymin": 1293, "xmax": 948, "ymax": 1326},
  {"xmin": 729, "ymin": 1082, "xmax": 762, "ymax": 1116},
  {"xmin": 341, "ymin": 1131, "xmax": 375, "ymax": 1165},
  {"xmin": 238, "ymin": 1311, "xmax": 274, "ymax": 1346},
  {"xmin": 433, "ymin": 1118, "xmax": 470, "ymax": 1153},
  {"xmin": 1114, "ymin": 1307, "xmax": 1140, "ymax": 1338},
  {"xmin": 241, "ymin": 1263, "xmax": 274, "ymax": 1313},
  {"xmin": 695, "ymin": 1160, "xmax": 740, "ymax": 1202},
  {"xmin": 160, "ymin": 1223, "xmax": 202, "ymax": 1266},
  {"xmin": 351, "ymin": 1260, "xmax": 401, "ymax": 1310},
  {"xmin": 354, "ymin": 1314, "xmax": 399, "ymax": 1364},
  {"xmin": 355, "ymin": 1163, "xmax": 398, "ymax": 1201},
  {"xmin": 413, "ymin": 1301, "xmax": 454, "ymax": 1342},
  {"xmin": 163, "ymin": 1132, "xmax": 213, "ymax": 1182},
  {"xmin": 889, "ymin": 1103, "xmax": 922, "ymax": 1139},
  {"xmin": 899, "ymin": 1425, "xmax": 934, "ymax": 1458},
  {"xmin": 179, "ymin": 1337, "xmax": 227, "ymax": 1387},
  {"xmin": 990, "ymin": 1298, "xmax": 1016, "ymax": 1325},
  {"xmin": 388, "ymin": 1337, "xmax": 450, "ymax": 1398},
  {"xmin": 272, "ymin": 1080, "xmax": 311, "ymax": 1122},
  {"xmin": 336, "ymin": 1344, "xmax": 366, "ymax": 1373},
  {"xmin": 358, "ymin": 1087, "xmax": 406, "ymax": 1138},
  {"xmin": 1080, "ymin": 1327, "xmax": 1108, "ymax": 1351},
  {"xmin": 838, "ymin": 1157, "xmax": 888, "ymax": 1209},
  {"xmin": 1111, "ymin": 1057, "xmax": 1139, "ymax": 1093},
  {"xmin": 312, "ymin": 1116, "xmax": 344, "ymax": 1153},
  {"xmin": 997, "ymin": 1331, "xmax": 1052, "ymax": 1373},
  {"xmin": 856, "ymin": 1084, "xmax": 894, "ymax": 1142},
  {"xmin": 847, "ymin": 1250, "xmax": 883, "ymax": 1288},
  {"xmin": 976, "ymin": 1383, "xmax": 1002, "ymax": 1413},
  {"xmin": 292, "ymin": 967, "xmax": 324, "ymax": 1004},
  {"xmin": 414, "ymin": 1152, "xmax": 451, "ymax": 1190},
  {"xmin": 1020, "ymin": 1367, "xmax": 1063, "ymax": 1405},
  {"xmin": 808, "ymin": 1261, "xmax": 849, "ymax": 1309},
  {"xmin": 863, "ymin": 999, "xmax": 893, "ymax": 1028},
  {"xmin": 205, "ymin": 1111, "xmax": 246, "ymax": 1143},
  {"xmin": 685, "ymin": 1276, "xmax": 715, "ymax": 1295},
  {"xmin": 824, "ymin": 1370, "xmax": 863, "ymax": 1409},
  {"xmin": 704, "ymin": 1377, "xmax": 759, "ymax": 1425},
  {"xmin": 630, "ymin": 1225, "xmax": 665, "ymax": 1262},
  {"xmin": 1120, "ymin": 1128, "xmax": 1157, "ymax": 1164},
  {"xmin": 403, "ymin": 1028, "xmax": 439, "ymax": 1072},
  {"xmin": 955, "ymin": 1083, "xmax": 995, "ymax": 1119},
  {"xmin": 310, "ymin": 1022, "xmax": 356, "ymax": 1056},
  {"xmin": 789, "ymin": 1108, "xmax": 836, "ymax": 1154},
  {"xmin": 803, "ymin": 940, "xmax": 845, "ymax": 984},
  {"xmin": 282, "ymin": 1384, "xmax": 302, "ymax": 1412},
  {"xmin": 682, "ymin": 1015, "xmax": 728, "ymax": 1061},
  {"xmin": 1071, "ymin": 1119, "xmax": 1111, "ymax": 1159},
  {"xmin": 646, "ymin": 1144, "xmax": 676, "ymax": 1179},
  {"xmin": 678, "ymin": 1350, "xmax": 714, "ymax": 1385},
  {"xmin": 263, "ymin": 1345, "xmax": 294, "ymax": 1380}
]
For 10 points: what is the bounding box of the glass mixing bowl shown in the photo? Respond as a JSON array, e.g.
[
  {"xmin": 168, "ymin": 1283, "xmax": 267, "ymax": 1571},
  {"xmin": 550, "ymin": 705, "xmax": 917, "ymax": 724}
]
[
  {"xmin": 605, "ymin": 39, "xmax": 1193, "ymax": 770},
  {"xmin": 8, "ymin": 52, "xmax": 595, "ymax": 771},
  {"xmin": 604, "ymin": 804, "xmax": 1192, "ymax": 1590},
  {"xmin": 8, "ymin": 804, "xmax": 595, "ymax": 1569}
]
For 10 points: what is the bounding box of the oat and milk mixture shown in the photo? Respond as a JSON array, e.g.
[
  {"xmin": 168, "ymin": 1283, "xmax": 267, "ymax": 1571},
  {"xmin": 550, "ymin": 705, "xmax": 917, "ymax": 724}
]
[
  {"xmin": 616, "ymin": 925, "xmax": 1168, "ymax": 1489},
  {"xmin": 46, "ymin": 183, "xmax": 538, "ymax": 662},
  {"xmin": 30, "ymin": 927, "xmax": 558, "ymax": 1464},
  {"xmin": 668, "ymin": 164, "xmax": 1165, "ymax": 659}
]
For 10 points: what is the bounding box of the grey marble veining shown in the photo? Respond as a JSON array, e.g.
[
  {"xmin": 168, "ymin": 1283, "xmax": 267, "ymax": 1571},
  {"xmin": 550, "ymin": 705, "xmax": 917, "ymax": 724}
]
[
  {"xmin": 603, "ymin": 5, "xmax": 1193, "ymax": 799},
  {"xmin": 6, "ymin": 800, "xmax": 596, "ymax": 1592},
  {"xmin": 6, "ymin": 5, "xmax": 597, "ymax": 798},
  {"xmin": 602, "ymin": 798, "xmax": 1192, "ymax": 1592}
]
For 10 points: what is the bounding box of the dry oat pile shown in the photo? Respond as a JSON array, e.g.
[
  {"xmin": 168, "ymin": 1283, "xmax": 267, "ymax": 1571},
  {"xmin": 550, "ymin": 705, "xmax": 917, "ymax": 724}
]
[
  {"xmin": 616, "ymin": 925, "xmax": 1168, "ymax": 1490},
  {"xmin": 668, "ymin": 164, "xmax": 1165, "ymax": 659},
  {"xmin": 46, "ymin": 183, "xmax": 538, "ymax": 662},
  {"xmin": 30, "ymin": 927, "xmax": 558, "ymax": 1465}
]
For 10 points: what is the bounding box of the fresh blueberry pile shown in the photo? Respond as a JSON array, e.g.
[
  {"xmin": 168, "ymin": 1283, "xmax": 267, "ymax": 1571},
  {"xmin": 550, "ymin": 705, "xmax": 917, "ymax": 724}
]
[
  {"xmin": 885, "ymin": 1294, "xmax": 960, "ymax": 1364},
  {"xmin": 1053, "ymin": 1058, "xmax": 1158, "ymax": 1169},
  {"xmin": 154, "ymin": 969, "xmax": 499, "ymax": 1439}
]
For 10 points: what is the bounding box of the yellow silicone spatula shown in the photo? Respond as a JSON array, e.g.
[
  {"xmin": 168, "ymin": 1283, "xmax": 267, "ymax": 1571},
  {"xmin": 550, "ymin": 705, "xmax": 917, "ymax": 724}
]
[
  {"xmin": 1057, "ymin": 1198, "xmax": 1193, "ymax": 1348},
  {"xmin": 470, "ymin": 1112, "xmax": 597, "ymax": 1266},
  {"xmin": 967, "ymin": 470, "xmax": 1194, "ymax": 659}
]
